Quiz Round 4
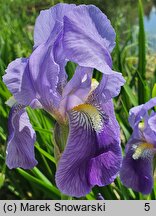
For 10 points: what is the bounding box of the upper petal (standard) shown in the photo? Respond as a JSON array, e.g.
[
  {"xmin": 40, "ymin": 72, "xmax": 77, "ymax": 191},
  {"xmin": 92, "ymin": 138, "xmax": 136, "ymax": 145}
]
[
  {"xmin": 63, "ymin": 5, "xmax": 116, "ymax": 74},
  {"xmin": 34, "ymin": 3, "xmax": 76, "ymax": 48}
]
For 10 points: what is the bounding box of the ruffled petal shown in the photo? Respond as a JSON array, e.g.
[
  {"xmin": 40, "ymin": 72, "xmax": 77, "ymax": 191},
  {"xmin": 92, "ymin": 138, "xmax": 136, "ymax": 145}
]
[
  {"xmin": 53, "ymin": 32, "xmax": 68, "ymax": 93},
  {"xmin": 89, "ymin": 144, "xmax": 121, "ymax": 186},
  {"xmin": 120, "ymin": 142, "xmax": 153, "ymax": 194},
  {"xmin": 128, "ymin": 104, "xmax": 143, "ymax": 128},
  {"xmin": 34, "ymin": 3, "xmax": 76, "ymax": 48},
  {"xmin": 3, "ymin": 58, "xmax": 41, "ymax": 108},
  {"xmin": 88, "ymin": 100, "xmax": 122, "ymax": 186},
  {"xmin": 62, "ymin": 5, "xmax": 117, "ymax": 75},
  {"xmin": 87, "ymin": 5, "xmax": 116, "ymax": 52},
  {"xmin": 143, "ymin": 113, "xmax": 156, "ymax": 146},
  {"xmin": 6, "ymin": 104, "xmax": 38, "ymax": 169},
  {"xmin": 59, "ymin": 66, "xmax": 92, "ymax": 116},
  {"xmin": 129, "ymin": 97, "xmax": 156, "ymax": 128},
  {"xmin": 3, "ymin": 43, "xmax": 62, "ymax": 114},
  {"xmin": 29, "ymin": 43, "xmax": 61, "ymax": 112},
  {"xmin": 88, "ymin": 73, "xmax": 125, "ymax": 104},
  {"xmin": 56, "ymin": 100, "xmax": 121, "ymax": 197},
  {"xmin": 147, "ymin": 113, "xmax": 156, "ymax": 135}
]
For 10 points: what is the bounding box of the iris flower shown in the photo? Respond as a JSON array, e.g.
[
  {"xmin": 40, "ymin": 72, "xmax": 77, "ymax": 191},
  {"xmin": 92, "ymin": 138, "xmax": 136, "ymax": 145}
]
[
  {"xmin": 120, "ymin": 98, "xmax": 156, "ymax": 194},
  {"xmin": 3, "ymin": 3, "xmax": 125, "ymax": 197}
]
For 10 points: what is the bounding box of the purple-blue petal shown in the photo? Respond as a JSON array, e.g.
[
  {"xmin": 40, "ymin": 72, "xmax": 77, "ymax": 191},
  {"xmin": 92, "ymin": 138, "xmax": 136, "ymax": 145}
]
[
  {"xmin": 3, "ymin": 43, "xmax": 62, "ymax": 114},
  {"xmin": 62, "ymin": 5, "xmax": 116, "ymax": 74},
  {"xmin": 88, "ymin": 73, "xmax": 125, "ymax": 104},
  {"xmin": 89, "ymin": 144, "xmax": 121, "ymax": 186},
  {"xmin": 88, "ymin": 100, "xmax": 122, "ymax": 186},
  {"xmin": 87, "ymin": 5, "xmax": 116, "ymax": 52},
  {"xmin": 6, "ymin": 105, "xmax": 38, "ymax": 169},
  {"xmin": 34, "ymin": 3, "xmax": 76, "ymax": 93},
  {"xmin": 34, "ymin": 3, "xmax": 76, "ymax": 48},
  {"xmin": 3, "ymin": 58, "xmax": 41, "ymax": 108},
  {"xmin": 121, "ymin": 98, "xmax": 156, "ymax": 194},
  {"xmin": 120, "ymin": 142, "xmax": 153, "ymax": 194},
  {"xmin": 56, "ymin": 100, "xmax": 121, "ymax": 197},
  {"xmin": 96, "ymin": 193, "xmax": 105, "ymax": 200},
  {"xmin": 59, "ymin": 66, "xmax": 92, "ymax": 116},
  {"xmin": 29, "ymin": 43, "xmax": 61, "ymax": 112},
  {"xmin": 143, "ymin": 113, "xmax": 156, "ymax": 147},
  {"xmin": 129, "ymin": 97, "xmax": 156, "ymax": 129},
  {"xmin": 128, "ymin": 104, "xmax": 143, "ymax": 129}
]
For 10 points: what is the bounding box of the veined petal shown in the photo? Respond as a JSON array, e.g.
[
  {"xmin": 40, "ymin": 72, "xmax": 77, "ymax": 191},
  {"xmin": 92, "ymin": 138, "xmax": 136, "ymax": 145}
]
[
  {"xmin": 89, "ymin": 100, "xmax": 122, "ymax": 186},
  {"xmin": 56, "ymin": 100, "xmax": 121, "ymax": 197},
  {"xmin": 148, "ymin": 113, "xmax": 156, "ymax": 133},
  {"xmin": 3, "ymin": 44, "xmax": 62, "ymax": 114},
  {"xmin": 89, "ymin": 145, "xmax": 121, "ymax": 186},
  {"xmin": 47, "ymin": 7, "xmax": 76, "ymax": 93},
  {"xmin": 3, "ymin": 58, "xmax": 41, "ymax": 108},
  {"xmin": 53, "ymin": 32, "xmax": 68, "ymax": 93},
  {"xmin": 34, "ymin": 3, "xmax": 76, "ymax": 48},
  {"xmin": 63, "ymin": 5, "xmax": 116, "ymax": 74},
  {"xmin": 87, "ymin": 5, "xmax": 116, "ymax": 52},
  {"xmin": 59, "ymin": 66, "xmax": 92, "ymax": 116},
  {"xmin": 29, "ymin": 43, "xmax": 61, "ymax": 112},
  {"xmin": 88, "ymin": 73, "xmax": 125, "ymax": 104},
  {"xmin": 120, "ymin": 141, "xmax": 154, "ymax": 194},
  {"xmin": 129, "ymin": 97, "xmax": 156, "ymax": 129},
  {"xmin": 143, "ymin": 113, "xmax": 156, "ymax": 147},
  {"xmin": 128, "ymin": 104, "xmax": 144, "ymax": 129},
  {"xmin": 6, "ymin": 105, "xmax": 37, "ymax": 169},
  {"xmin": 34, "ymin": 3, "xmax": 77, "ymax": 93}
]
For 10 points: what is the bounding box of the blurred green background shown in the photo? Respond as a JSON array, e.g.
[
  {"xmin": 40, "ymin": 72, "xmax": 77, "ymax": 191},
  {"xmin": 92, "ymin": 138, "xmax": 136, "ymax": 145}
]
[{"xmin": 0, "ymin": 0, "xmax": 156, "ymax": 200}]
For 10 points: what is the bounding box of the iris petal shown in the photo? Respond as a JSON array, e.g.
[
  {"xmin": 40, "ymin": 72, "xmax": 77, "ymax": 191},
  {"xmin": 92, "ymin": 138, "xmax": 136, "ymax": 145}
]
[
  {"xmin": 3, "ymin": 58, "xmax": 41, "ymax": 108},
  {"xmin": 34, "ymin": 3, "xmax": 77, "ymax": 94},
  {"xmin": 29, "ymin": 43, "xmax": 61, "ymax": 112},
  {"xmin": 63, "ymin": 19, "xmax": 111, "ymax": 72},
  {"xmin": 141, "ymin": 113, "xmax": 156, "ymax": 147},
  {"xmin": 56, "ymin": 100, "xmax": 121, "ymax": 197},
  {"xmin": 3, "ymin": 43, "xmax": 62, "ymax": 114},
  {"xmin": 63, "ymin": 5, "xmax": 117, "ymax": 74},
  {"xmin": 34, "ymin": 3, "xmax": 76, "ymax": 48},
  {"xmin": 89, "ymin": 100, "xmax": 122, "ymax": 186},
  {"xmin": 59, "ymin": 66, "xmax": 92, "ymax": 116},
  {"xmin": 120, "ymin": 142, "xmax": 153, "ymax": 194},
  {"xmin": 88, "ymin": 73, "xmax": 125, "ymax": 104},
  {"xmin": 129, "ymin": 98, "xmax": 156, "ymax": 129},
  {"xmin": 6, "ymin": 105, "xmax": 37, "ymax": 169},
  {"xmin": 89, "ymin": 146, "xmax": 121, "ymax": 186}
]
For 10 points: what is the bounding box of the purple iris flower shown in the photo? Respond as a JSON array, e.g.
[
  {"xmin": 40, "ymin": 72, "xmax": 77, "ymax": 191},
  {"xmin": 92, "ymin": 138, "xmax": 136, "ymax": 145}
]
[
  {"xmin": 120, "ymin": 98, "xmax": 156, "ymax": 194},
  {"xmin": 3, "ymin": 3, "xmax": 125, "ymax": 197}
]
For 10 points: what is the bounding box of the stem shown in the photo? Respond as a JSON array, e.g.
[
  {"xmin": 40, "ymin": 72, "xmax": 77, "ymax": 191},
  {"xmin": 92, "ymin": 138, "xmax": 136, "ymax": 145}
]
[
  {"xmin": 53, "ymin": 123, "xmax": 69, "ymax": 163},
  {"xmin": 61, "ymin": 193, "xmax": 72, "ymax": 200}
]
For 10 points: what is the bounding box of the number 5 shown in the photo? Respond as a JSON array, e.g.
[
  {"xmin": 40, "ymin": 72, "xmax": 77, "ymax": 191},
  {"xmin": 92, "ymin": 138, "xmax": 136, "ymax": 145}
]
[{"xmin": 144, "ymin": 203, "xmax": 150, "ymax": 211}]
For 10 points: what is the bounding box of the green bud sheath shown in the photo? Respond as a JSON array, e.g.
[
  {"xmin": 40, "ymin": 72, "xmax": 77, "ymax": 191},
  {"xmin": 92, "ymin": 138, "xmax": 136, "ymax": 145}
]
[{"xmin": 54, "ymin": 122, "xmax": 69, "ymax": 164}]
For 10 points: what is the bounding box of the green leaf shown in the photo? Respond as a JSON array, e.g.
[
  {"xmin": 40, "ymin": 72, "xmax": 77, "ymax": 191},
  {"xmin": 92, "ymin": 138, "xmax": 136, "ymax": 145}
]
[
  {"xmin": 86, "ymin": 191, "xmax": 95, "ymax": 200},
  {"xmin": 123, "ymin": 84, "xmax": 138, "ymax": 106},
  {"xmin": 0, "ymin": 173, "xmax": 5, "ymax": 189},
  {"xmin": 17, "ymin": 168, "xmax": 60, "ymax": 199},
  {"xmin": 34, "ymin": 127, "xmax": 52, "ymax": 134},
  {"xmin": 152, "ymin": 84, "xmax": 156, "ymax": 98},
  {"xmin": 35, "ymin": 145, "xmax": 56, "ymax": 164},
  {"xmin": 138, "ymin": 0, "xmax": 147, "ymax": 104},
  {"xmin": 31, "ymin": 167, "xmax": 53, "ymax": 186}
]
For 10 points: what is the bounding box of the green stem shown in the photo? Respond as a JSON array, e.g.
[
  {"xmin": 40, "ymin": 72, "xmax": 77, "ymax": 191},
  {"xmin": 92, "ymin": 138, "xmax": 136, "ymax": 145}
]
[
  {"xmin": 61, "ymin": 193, "xmax": 72, "ymax": 200},
  {"xmin": 53, "ymin": 123, "xmax": 72, "ymax": 200},
  {"xmin": 54, "ymin": 123, "xmax": 69, "ymax": 163}
]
